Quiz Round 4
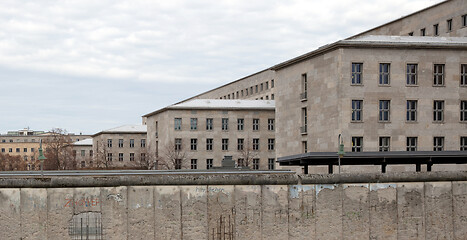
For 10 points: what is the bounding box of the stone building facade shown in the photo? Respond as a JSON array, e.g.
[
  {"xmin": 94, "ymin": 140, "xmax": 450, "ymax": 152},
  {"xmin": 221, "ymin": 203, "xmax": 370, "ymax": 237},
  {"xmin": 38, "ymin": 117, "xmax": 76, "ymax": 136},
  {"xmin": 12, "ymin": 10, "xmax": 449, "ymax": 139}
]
[
  {"xmin": 91, "ymin": 125, "xmax": 148, "ymax": 169},
  {"xmin": 72, "ymin": 138, "xmax": 93, "ymax": 169},
  {"xmin": 350, "ymin": 0, "xmax": 467, "ymax": 38},
  {"xmin": 143, "ymin": 99, "xmax": 276, "ymax": 170}
]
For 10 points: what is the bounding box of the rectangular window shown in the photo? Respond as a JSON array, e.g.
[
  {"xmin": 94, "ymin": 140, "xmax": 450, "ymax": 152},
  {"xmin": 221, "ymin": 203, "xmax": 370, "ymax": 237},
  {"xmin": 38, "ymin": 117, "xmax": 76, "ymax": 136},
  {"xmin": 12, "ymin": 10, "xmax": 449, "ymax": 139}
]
[
  {"xmin": 461, "ymin": 137, "xmax": 467, "ymax": 151},
  {"xmin": 241, "ymin": 90, "xmax": 244, "ymax": 97},
  {"xmin": 268, "ymin": 139, "xmax": 275, "ymax": 150},
  {"xmin": 190, "ymin": 118, "xmax": 197, "ymax": 130},
  {"xmin": 31, "ymin": 148, "xmax": 34, "ymax": 152},
  {"xmin": 222, "ymin": 118, "xmax": 229, "ymax": 131},
  {"xmin": 238, "ymin": 158, "xmax": 244, "ymax": 167},
  {"xmin": 379, "ymin": 63, "xmax": 390, "ymax": 85},
  {"xmin": 206, "ymin": 159, "xmax": 213, "ymax": 169},
  {"xmin": 260, "ymin": 83, "xmax": 263, "ymax": 91},
  {"xmin": 253, "ymin": 138, "xmax": 259, "ymax": 150},
  {"xmin": 130, "ymin": 153, "xmax": 134, "ymax": 161},
  {"xmin": 250, "ymin": 87, "xmax": 253, "ymax": 95},
  {"xmin": 407, "ymin": 100, "xmax": 418, "ymax": 122},
  {"xmin": 175, "ymin": 159, "xmax": 181, "ymax": 169},
  {"xmin": 141, "ymin": 153, "xmax": 146, "ymax": 162},
  {"xmin": 351, "ymin": 100, "xmax": 363, "ymax": 122},
  {"xmin": 237, "ymin": 119, "xmax": 244, "ymax": 131},
  {"xmin": 301, "ymin": 73, "xmax": 307, "ymax": 100},
  {"xmin": 253, "ymin": 119, "xmax": 259, "ymax": 131},
  {"xmin": 81, "ymin": 150, "xmax": 85, "ymax": 156},
  {"xmin": 268, "ymin": 119, "xmax": 274, "ymax": 131},
  {"xmin": 119, "ymin": 153, "xmax": 123, "ymax": 161},
  {"xmin": 271, "ymin": 79, "xmax": 274, "ymax": 88},
  {"xmin": 141, "ymin": 139, "xmax": 146, "ymax": 148},
  {"xmin": 253, "ymin": 159, "xmax": 259, "ymax": 170},
  {"xmin": 222, "ymin": 139, "xmax": 229, "ymax": 151},
  {"xmin": 433, "ymin": 137, "xmax": 444, "ymax": 151},
  {"xmin": 107, "ymin": 153, "xmax": 112, "ymax": 161},
  {"xmin": 118, "ymin": 139, "xmax": 123, "ymax": 148},
  {"xmin": 206, "ymin": 138, "xmax": 213, "ymax": 151},
  {"xmin": 433, "ymin": 100, "xmax": 444, "ymax": 122},
  {"xmin": 130, "ymin": 139, "xmax": 134, "ymax": 148},
  {"xmin": 379, "ymin": 100, "xmax": 390, "ymax": 122},
  {"xmin": 463, "ymin": 14, "xmax": 467, "ymax": 27},
  {"xmin": 301, "ymin": 107, "xmax": 307, "ymax": 134},
  {"xmin": 175, "ymin": 138, "xmax": 182, "ymax": 151},
  {"xmin": 461, "ymin": 101, "xmax": 467, "ymax": 122},
  {"xmin": 9, "ymin": 148, "xmax": 12, "ymax": 153},
  {"xmin": 352, "ymin": 137, "xmax": 363, "ymax": 152},
  {"xmin": 433, "ymin": 64, "xmax": 445, "ymax": 86},
  {"xmin": 72, "ymin": 150, "xmax": 77, "ymax": 157},
  {"xmin": 237, "ymin": 138, "xmax": 244, "ymax": 151},
  {"xmin": 191, "ymin": 159, "xmax": 197, "ymax": 169},
  {"xmin": 190, "ymin": 138, "xmax": 197, "ymax": 151},
  {"xmin": 174, "ymin": 118, "xmax": 182, "ymax": 130},
  {"xmin": 447, "ymin": 19, "xmax": 452, "ymax": 32},
  {"xmin": 268, "ymin": 158, "xmax": 275, "ymax": 170},
  {"xmin": 407, "ymin": 64, "xmax": 418, "ymax": 85},
  {"xmin": 461, "ymin": 64, "xmax": 467, "ymax": 86},
  {"xmin": 107, "ymin": 139, "xmax": 112, "ymax": 148},
  {"xmin": 379, "ymin": 137, "xmax": 390, "ymax": 151},
  {"xmin": 1, "ymin": 148, "xmax": 4, "ymax": 153},
  {"xmin": 206, "ymin": 118, "xmax": 213, "ymax": 130},
  {"xmin": 407, "ymin": 137, "xmax": 418, "ymax": 151},
  {"xmin": 245, "ymin": 88, "xmax": 249, "ymax": 96},
  {"xmin": 420, "ymin": 28, "xmax": 426, "ymax": 36},
  {"xmin": 255, "ymin": 85, "xmax": 258, "ymax": 93},
  {"xmin": 265, "ymin": 82, "xmax": 269, "ymax": 89},
  {"xmin": 16, "ymin": 148, "xmax": 20, "ymax": 153},
  {"xmin": 24, "ymin": 148, "xmax": 27, "ymax": 152},
  {"xmin": 351, "ymin": 63, "xmax": 363, "ymax": 85},
  {"xmin": 433, "ymin": 24, "xmax": 439, "ymax": 36},
  {"xmin": 90, "ymin": 150, "xmax": 93, "ymax": 157}
]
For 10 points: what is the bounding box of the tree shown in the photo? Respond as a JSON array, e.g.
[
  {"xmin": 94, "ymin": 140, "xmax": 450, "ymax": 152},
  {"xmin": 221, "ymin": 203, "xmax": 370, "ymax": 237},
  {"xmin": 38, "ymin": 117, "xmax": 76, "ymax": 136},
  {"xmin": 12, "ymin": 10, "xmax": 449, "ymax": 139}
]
[
  {"xmin": 157, "ymin": 140, "xmax": 190, "ymax": 170},
  {"xmin": 237, "ymin": 137, "xmax": 258, "ymax": 168},
  {"xmin": 43, "ymin": 128, "xmax": 75, "ymax": 170},
  {"xmin": 134, "ymin": 146, "xmax": 156, "ymax": 170},
  {"xmin": 0, "ymin": 153, "xmax": 27, "ymax": 171},
  {"xmin": 93, "ymin": 139, "xmax": 113, "ymax": 169}
]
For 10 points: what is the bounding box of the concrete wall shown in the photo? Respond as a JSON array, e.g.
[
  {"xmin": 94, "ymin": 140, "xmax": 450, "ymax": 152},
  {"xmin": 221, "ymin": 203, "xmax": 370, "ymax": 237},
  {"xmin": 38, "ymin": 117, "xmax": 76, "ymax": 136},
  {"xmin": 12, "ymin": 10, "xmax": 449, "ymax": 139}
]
[{"xmin": 1, "ymin": 172, "xmax": 467, "ymax": 239}]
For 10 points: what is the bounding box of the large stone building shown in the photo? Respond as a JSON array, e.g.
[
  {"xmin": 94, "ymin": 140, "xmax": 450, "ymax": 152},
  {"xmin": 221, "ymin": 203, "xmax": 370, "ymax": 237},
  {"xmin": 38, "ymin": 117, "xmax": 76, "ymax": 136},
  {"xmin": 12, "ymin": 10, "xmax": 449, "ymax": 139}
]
[
  {"xmin": 143, "ymin": 99, "xmax": 276, "ymax": 170},
  {"xmin": 154, "ymin": 0, "xmax": 467, "ymax": 173}
]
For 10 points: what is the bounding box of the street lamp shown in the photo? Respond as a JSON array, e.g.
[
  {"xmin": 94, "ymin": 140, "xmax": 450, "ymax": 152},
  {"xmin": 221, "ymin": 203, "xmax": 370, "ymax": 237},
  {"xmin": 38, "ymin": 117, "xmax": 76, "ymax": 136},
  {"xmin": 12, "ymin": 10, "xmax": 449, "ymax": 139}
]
[
  {"xmin": 38, "ymin": 139, "xmax": 47, "ymax": 177},
  {"xmin": 337, "ymin": 134, "xmax": 345, "ymax": 174}
]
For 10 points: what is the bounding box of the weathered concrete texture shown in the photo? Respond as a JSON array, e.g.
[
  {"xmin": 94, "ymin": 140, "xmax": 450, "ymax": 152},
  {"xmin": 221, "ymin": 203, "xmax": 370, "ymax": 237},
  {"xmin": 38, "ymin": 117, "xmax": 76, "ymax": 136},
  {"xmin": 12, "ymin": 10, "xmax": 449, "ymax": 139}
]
[
  {"xmin": 234, "ymin": 185, "xmax": 262, "ymax": 239},
  {"xmin": 369, "ymin": 183, "xmax": 397, "ymax": 240},
  {"xmin": 316, "ymin": 184, "xmax": 342, "ymax": 240},
  {"xmin": 288, "ymin": 185, "xmax": 315, "ymax": 240},
  {"xmin": 424, "ymin": 182, "xmax": 453, "ymax": 239},
  {"xmin": 452, "ymin": 181, "xmax": 467, "ymax": 239},
  {"xmin": 397, "ymin": 182, "xmax": 425, "ymax": 239},
  {"xmin": 154, "ymin": 186, "xmax": 181, "ymax": 240},
  {"xmin": 1, "ymin": 180, "xmax": 467, "ymax": 239},
  {"xmin": 180, "ymin": 186, "xmax": 208, "ymax": 240},
  {"xmin": 0, "ymin": 189, "xmax": 21, "ymax": 240},
  {"xmin": 101, "ymin": 186, "xmax": 127, "ymax": 239},
  {"xmin": 342, "ymin": 184, "xmax": 369, "ymax": 240},
  {"xmin": 20, "ymin": 188, "xmax": 47, "ymax": 239},
  {"xmin": 46, "ymin": 188, "xmax": 73, "ymax": 239},
  {"xmin": 128, "ymin": 186, "xmax": 155, "ymax": 239},
  {"xmin": 262, "ymin": 185, "xmax": 289, "ymax": 240}
]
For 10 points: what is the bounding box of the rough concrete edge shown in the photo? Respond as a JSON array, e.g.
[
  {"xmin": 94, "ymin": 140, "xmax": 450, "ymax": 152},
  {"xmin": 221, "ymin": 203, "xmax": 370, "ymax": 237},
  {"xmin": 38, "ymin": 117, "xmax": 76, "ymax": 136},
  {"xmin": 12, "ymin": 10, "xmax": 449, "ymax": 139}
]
[{"xmin": 1, "ymin": 171, "xmax": 466, "ymax": 188}]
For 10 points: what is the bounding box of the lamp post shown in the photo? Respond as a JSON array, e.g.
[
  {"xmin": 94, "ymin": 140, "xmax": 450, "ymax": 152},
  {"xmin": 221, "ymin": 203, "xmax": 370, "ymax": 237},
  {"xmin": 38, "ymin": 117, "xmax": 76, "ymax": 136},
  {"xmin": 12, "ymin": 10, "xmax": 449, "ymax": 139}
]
[
  {"xmin": 337, "ymin": 134, "xmax": 345, "ymax": 174},
  {"xmin": 38, "ymin": 139, "xmax": 47, "ymax": 178}
]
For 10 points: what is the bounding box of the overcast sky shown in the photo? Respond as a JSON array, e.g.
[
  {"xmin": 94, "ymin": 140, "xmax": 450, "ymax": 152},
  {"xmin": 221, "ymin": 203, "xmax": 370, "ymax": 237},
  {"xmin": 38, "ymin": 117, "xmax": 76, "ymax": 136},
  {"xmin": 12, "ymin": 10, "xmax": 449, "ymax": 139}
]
[{"xmin": 0, "ymin": 0, "xmax": 443, "ymax": 135}]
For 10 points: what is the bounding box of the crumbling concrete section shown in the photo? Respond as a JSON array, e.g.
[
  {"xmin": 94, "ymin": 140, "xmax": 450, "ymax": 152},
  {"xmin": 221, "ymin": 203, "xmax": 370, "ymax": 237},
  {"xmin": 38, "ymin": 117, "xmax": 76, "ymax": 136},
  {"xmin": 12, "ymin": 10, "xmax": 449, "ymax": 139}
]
[{"xmin": 0, "ymin": 172, "xmax": 465, "ymax": 239}]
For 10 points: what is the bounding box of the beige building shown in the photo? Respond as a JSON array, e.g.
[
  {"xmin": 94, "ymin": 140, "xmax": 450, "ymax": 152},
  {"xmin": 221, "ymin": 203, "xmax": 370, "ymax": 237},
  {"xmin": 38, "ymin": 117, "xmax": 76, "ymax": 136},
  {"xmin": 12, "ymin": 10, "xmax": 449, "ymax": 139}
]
[
  {"xmin": 91, "ymin": 125, "xmax": 148, "ymax": 169},
  {"xmin": 273, "ymin": 35, "xmax": 467, "ymax": 173},
  {"xmin": 0, "ymin": 128, "xmax": 91, "ymax": 170},
  {"xmin": 143, "ymin": 99, "xmax": 276, "ymax": 170}
]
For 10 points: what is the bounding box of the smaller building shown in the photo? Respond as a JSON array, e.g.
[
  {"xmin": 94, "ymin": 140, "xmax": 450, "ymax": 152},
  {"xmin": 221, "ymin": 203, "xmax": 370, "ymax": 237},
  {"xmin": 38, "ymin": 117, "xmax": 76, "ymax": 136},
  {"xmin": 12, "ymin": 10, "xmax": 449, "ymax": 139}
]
[
  {"xmin": 91, "ymin": 125, "xmax": 148, "ymax": 169},
  {"xmin": 72, "ymin": 138, "xmax": 93, "ymax": 169},
  {"xmin": 143, "ymin": 99, "xmax": 276, "ymax": 170}
]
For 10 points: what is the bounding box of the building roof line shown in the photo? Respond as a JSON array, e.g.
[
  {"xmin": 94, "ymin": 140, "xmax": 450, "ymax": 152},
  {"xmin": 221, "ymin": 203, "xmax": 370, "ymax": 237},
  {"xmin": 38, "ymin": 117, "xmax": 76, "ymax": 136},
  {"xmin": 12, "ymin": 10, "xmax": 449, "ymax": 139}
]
[{"xmin": 346, "ymin": 0, "xmax": 450, "ymax": 40}]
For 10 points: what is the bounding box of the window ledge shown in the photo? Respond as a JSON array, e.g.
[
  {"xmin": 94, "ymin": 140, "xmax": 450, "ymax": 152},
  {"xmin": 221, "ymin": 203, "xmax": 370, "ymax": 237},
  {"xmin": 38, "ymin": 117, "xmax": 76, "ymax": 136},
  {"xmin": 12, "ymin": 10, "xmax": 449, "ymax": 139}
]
[
  {"xmin": 350, "ymin": 84, "xmax": 364, "ymax": 86},
  {"xmin": 351, "ymin": 121, "xmax": 364, "ymax": 123},
  {"xmin": 405, "ymin": 121, "xmax": 418, "ymax": 124},
  {"xmin": 378, "ymin": 84, "xmax": 391, "ymax": 87},
  {"xmin": 433, "ymin": 121, "xmax": 445, "ymax": 124},
  {"xmin": 406, "ymin": 84, "xmax": 419, "ymax": 87},
  {"xmin": 432, "ymin": 85, "xmax": 446, "ymax": 87}
]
